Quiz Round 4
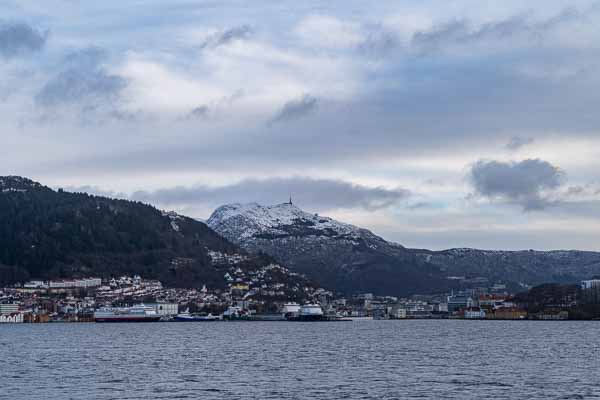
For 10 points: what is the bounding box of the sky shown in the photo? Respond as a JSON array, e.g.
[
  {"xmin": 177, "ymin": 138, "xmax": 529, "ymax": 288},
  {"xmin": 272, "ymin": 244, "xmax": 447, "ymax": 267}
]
[{"xmin": 2, "ymin": 0, "xmax": 600, "ymax": 250}]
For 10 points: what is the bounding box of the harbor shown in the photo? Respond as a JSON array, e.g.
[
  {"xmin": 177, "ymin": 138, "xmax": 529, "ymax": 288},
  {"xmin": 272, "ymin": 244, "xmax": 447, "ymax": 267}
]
[
  {"xmin": 4, "ymin": 274, "xmax": 600, "ymax": 324},
  {"xmin": 91, "ymin": 302, "xmax": 348, "ymax": 323}
]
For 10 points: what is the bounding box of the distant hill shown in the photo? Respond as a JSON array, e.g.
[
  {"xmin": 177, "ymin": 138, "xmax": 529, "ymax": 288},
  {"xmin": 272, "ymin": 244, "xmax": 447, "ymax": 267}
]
[
  {"xmin": 0, "ymin": 177, "xmax": 313, "ymax": 296},
  {"xmin": 207, "ymin": 202, "xmax": 600, "ymax": 296},
  {"xmin": 413, "ymin": 248, "xmax": 600, "ymax": 287}
]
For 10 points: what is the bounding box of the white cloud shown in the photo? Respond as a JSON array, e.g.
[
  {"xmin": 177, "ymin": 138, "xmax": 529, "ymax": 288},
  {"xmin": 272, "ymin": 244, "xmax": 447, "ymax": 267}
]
[
  {"xmin": 3, "ymin": 1, "xmax": 600, "ymax": 250},
  {"xmin": 294, "ymin": 15, "xmax": 364, "ymax": 49}
]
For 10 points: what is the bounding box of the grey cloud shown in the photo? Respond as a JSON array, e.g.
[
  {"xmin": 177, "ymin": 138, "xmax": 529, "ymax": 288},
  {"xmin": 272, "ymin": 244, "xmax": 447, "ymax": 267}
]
[
  {"xmin": 0, "ymin": 21, "xmax": 46, "ymax": 58},
  {"xmin": 412, "ymin": 10, "xmax": 580, "ymax": 52},
  {"xmin": 187, "ymin": 105, "xmax": 209, "ymax": 119},
  {"xmin": 131, "ymin": 177, "xmax": 410, "ymax": 213},
  {"xmin": 63, "ymin": 47, "xmax": 106, "ymax": 69},
  {"xmin": 271, "ymin": 94, "xmax": 318, "ymax": 124},
  {"xmin": 566, "ymin": 185, "xmax": 586, "ymax": 196},
  {"xmin": 563, "ymin": 184, "xmax": 600, "ymax": 199},
  {"xmin": 5, "ymin": 2, "xmax": 600, "ymax": 252},
  {"xmin": 17, "ymin": 6, "xmax": 600, "ymax": 180},
  {"xmin": 200, "ymin": 25, "xmax": 253, "ymax": 49},
  {"xmin": 537, "ymin": 7, "xmax": 582, "ymax": 30},
  {"xmin": 407, "ymin": 202, "xmax": 433, "ymax": 210},
  {"xmin": 412, "ymin": 20, "xmax": 470, "ymax": 51},
  {"xmin": 412, "ymin": 16, "xmax": 532, "ymax": 51},
  {"xmin": 470, "ymin": 159, "xmax": 564, "ymax": 211},
  {"xmin": 358, "ymin": 26, "xmax": 399, "ymax": 56},
  {"xmin": 36, "ymin": 47, "xmax": 127, "ymax": 107},
  {"xmin": 506, "ymin": 136, "xmax": 534, "ymax": 151}
]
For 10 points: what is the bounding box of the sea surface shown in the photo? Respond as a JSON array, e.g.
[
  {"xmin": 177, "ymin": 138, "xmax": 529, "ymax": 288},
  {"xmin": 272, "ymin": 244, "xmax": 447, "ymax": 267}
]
[{"xmin": 1, "ymin": 320, "xmax": 600, "ymax": 399}]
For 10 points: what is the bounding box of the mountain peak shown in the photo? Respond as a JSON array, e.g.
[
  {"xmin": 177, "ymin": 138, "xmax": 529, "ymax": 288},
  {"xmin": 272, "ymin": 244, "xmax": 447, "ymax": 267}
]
[
  {"xmin": 207, "ymin": 201, "xmax": 368, "ymax": 241},
  {"xmin": 207, "ymin": 201, "xmax": 418, "ymax": 295}
]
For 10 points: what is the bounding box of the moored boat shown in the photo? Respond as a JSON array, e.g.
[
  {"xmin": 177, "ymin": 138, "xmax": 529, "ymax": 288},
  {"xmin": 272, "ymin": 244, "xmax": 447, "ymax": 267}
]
[
  {"xmin": 282, "ymin": 302, "xmax": 301, "ymax": 320},
  {"xmin": 287, "ymin": 303, "xmax": 324, "ymax": 321},
  {"xmin": 174, "ymin": 310, "xmax": 221, "ymax": 322},
  {"xmin": 94, "ymin": 304, "xmax": 161, "ymax": 323},
  {"xmin": 222, "ymin": 306, "xmax": 250, "ymax": 320}
]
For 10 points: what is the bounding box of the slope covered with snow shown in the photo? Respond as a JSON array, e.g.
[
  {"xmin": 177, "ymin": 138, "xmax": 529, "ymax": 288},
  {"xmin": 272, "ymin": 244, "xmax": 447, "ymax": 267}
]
[
  {"xmin": 207, "ymin": 202, "xmax": 447, "ymax": 296},
  {"xmin": 207, "ymin": 202, "xmax": 389, "ymax": 244}
]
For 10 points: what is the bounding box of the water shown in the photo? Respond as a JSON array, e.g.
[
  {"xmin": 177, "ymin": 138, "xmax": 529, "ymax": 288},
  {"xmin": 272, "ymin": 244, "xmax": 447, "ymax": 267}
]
[{"xmin": 1, "ymin": 320, "xmax": 600, "ymax": 399}]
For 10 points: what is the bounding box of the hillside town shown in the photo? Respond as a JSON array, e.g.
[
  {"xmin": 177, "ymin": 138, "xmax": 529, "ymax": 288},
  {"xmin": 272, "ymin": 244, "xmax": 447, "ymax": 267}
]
[{"xmin": 3, "ymin": 274, "xmax": 600, "ymax": 323}]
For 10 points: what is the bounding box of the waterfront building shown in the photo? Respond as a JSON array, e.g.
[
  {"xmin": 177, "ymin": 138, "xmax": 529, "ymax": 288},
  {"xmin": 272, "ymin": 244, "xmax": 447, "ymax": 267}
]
[
  {"xmin": 390, "ymin": 305, "xmax": 407, "ymax": 319},
  {"xmin": 434, "ymin": 302, "xmax": 448, "ymax": 313},
  {"xmin": 581, "ymin": 279, "xmax": 600, "ymax": 290},
  {"xmin": 489, "ymin": 308, "xmax": 527, "ymax": 320},
  {"xmin": 447, "ymin": 293, "xmax": 474, "ymax": 313},
  {"xmin": 351, "ymin": 309, "xmax": 368, "ymax": 318},
  {"xmin": 478, "ymin": 294, "xmax": 506, "ymax": 309},
  {"xmin": 23, "ymin": 313, "xmax": 50, "ymax": 323},
  {"xmin": 464, "ymin": 307, "xmax": 486, "ymax": 319},
  {"xmin": 372, "ymin": 303, "xmax": 387, "ymax": 319},
  {"xmin": 531, "ymin": 310, "xmax": 569, "ymax": 320},
  {"xmin": 0, "ymin": 303, "xmax": 19, "ymax": 314},
  {"xmin": 150, "ymin": 302, "xmax": 179, "ymax": 316}
]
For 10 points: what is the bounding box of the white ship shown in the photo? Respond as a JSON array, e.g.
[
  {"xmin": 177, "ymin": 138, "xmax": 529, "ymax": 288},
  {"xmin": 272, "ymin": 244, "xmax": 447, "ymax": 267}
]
[
  {"xmin": 282, "ymin": 302, "xmax": 301, "ymax": 319},
  {"xmin": 94, "ymin": 304, "xmax": 161, "ymax": 323},
  {"xmin": 174, "ymin": 310, "xmax": 221, "ymax": 322},
  {"xmin": 285, "ymin": 303, "xmax": 324, "ymax": 321}
]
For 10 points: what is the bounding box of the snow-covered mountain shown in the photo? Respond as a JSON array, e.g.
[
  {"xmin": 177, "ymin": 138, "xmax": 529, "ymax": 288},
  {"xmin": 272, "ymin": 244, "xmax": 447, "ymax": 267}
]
[
  {"xmin": 207, "ymin": 202, "xmax": 452, "ymax": 296},
  {"xmin": 208, "ymin": 202, "xmax": 600, "ymax": 296},
  {"xmin": 208, "ymin": 202, "xmax": 395, "ymax": 245}
]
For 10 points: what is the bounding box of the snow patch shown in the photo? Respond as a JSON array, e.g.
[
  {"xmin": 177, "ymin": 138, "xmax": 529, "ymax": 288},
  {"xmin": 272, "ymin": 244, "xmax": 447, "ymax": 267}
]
[{"xmin": 207, "ymin": 202, "xmax": 368, "ymax": 240}]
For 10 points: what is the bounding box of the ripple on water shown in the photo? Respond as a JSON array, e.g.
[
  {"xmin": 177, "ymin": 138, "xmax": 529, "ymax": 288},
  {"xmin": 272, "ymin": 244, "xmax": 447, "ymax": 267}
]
[{"xmin": 1, "ymin": 321, "xmax": 600, "ymax": 400}]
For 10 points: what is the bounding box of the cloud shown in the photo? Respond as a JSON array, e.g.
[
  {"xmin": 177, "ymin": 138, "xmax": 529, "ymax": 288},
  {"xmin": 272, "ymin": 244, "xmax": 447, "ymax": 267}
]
[
  {"xmin": 506, "ymin": 136, "xmax": 534, "ymax": 151},
  {"xmin": 565, "ymin": 185, "xmax": 586, "ymax": 196},
  {"xmin": 36, "ymin": 47, "xmax": 127, "ymax": 107},
  {"xmin": 200, "ymin": 25, "xmax": 253, "ymax": 49},
  {"xmin": 358, "ymin": 27, "xmax": 399, "ymax": 55},
  {"xmin": 271, "ymin": 94, "xmax": 318, "ymax": 123},
  {"xmin": 0, "ymin": 21, "xmax": 46, "ymax": 58},
  {"xmin": 294, "ymin": 15, "xmax": 363, "ymax": 49},
  {"xmin": 63, "ymin": 185, "xmax": 127, "ymax": 199},
  {"xmin": 412, "ymin": 20, "xmax": 471, "ymax": 52},
  {"xmin": 130, "ymin": 176, "xmax": 410, "ymax": 214},
  {"xmin": 186, "ymin": 105, "xmax": 209, "ymax": 119},
  {"xmin": 5, "ymin": 2, "xmax": 600, "ymax": 251},
  {"xmin": 407, "ymin": 201, "xmax": 434, "ymax": 210},
  {"xmin": 470, "ymin": 159, "xmax": 565, "ymax": 210},
  {"xmin": 411, "ymin": 10, "xmax": 581, "ymax": 53}
]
